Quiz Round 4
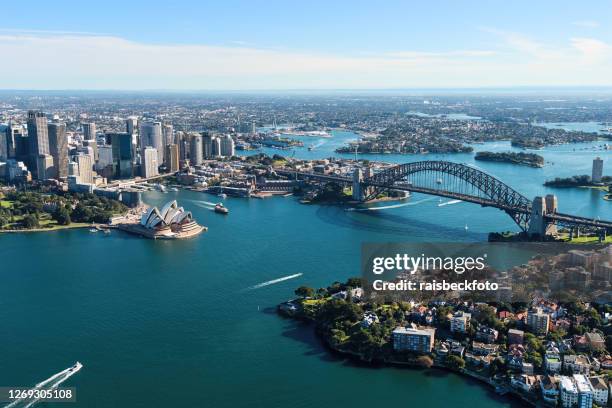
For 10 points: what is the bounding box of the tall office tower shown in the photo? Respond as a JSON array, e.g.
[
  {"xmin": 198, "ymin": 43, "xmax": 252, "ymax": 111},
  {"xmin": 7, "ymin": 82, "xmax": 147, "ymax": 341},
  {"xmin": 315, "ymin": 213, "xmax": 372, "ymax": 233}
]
[
  {"xmin": 6, "ymin": 121, "xmax": 23, "ymax": 159},
  {"xmin": 126, "ymin": 116, "xmax": 138, "ymax": 135},
  {"xmin": 178, "ymin": 132, "xmax": 190, "ymax": 162},
  {"xmin": 211, "ymin": 136, "xmax": 221, "ymax": 157},
  {"xmin": 36, "ymin": 154, "xmax": 55, "ymax": 180},
  {"xmin": 220, "ymin": 134, "xmax": 235, "ymax": 157},
  {"xmin": 0, "ymin": 125, "xmax": 7, "ymax": 160},
  {"xmin": 75, "ymin": 153, "xmax": 93, "ymax": 184},
  {"xmin": 165, "ymin": 144, "xmax": 180, "ymax": 172},
  {"xmin": 142, "ymin": 147, "xmax": 159, "ymax": 178},
  {"xmin": 140, "ymin": 121, "xmax": 163, "ymax": 164},
  {"xmin": 82, "ymin": 122, "xmax": 96, "ymax": 140},
  {"xmin": 162, "ymin": 123, "xmax": 174, "ymax": 146},
  {"xmin": 111, "ymin": 132, "xmax": 135, "ymax": 179},
  {"xmin": 202, "ymin": 132, "xmax": 213, "ymax": 158},
  {"xmin": 97, "ymin": 146, "xmax": 113, "ymax": 169},
  {"xmin": 48, "ymin": 122, "xmax": 68, "ymax": 179},
  {"xmin": 190, "ymin": 134, "xmax": 203, "ymax": 165},
  {"xmin": 592, "ymin": 157, "xmax": 604, "ymax": 183},
  {"xmin": 27, "ymin": 110, "xmax": 49, "ymax": 178}
]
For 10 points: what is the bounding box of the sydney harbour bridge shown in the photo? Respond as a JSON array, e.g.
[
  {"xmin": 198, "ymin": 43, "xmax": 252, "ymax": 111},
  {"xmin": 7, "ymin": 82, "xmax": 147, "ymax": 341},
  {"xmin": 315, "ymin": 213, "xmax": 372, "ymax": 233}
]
[{"xmin": 276, "ymin": 161, "xmax": 612, "ymax": 237}]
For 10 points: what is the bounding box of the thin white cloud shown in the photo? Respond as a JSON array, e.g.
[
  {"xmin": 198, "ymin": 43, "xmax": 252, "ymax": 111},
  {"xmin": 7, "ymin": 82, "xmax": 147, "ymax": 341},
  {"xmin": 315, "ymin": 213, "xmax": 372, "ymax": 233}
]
[
  {"xmin": 572, "ymin": 20, "xmax": 600, "ymax": 28},
  {"xmin": 571, "ymin": 37, "xmax": 611, "ymax": 62},
  {"xmin": 0, "ymin": 31, "xmax": 611, "ymax": 89}
]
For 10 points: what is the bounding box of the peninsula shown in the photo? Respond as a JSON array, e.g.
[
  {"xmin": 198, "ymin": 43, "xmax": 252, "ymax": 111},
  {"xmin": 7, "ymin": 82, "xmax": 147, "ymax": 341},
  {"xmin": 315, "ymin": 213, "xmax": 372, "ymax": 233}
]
[{"xmin": 475, "ymin": 152, "xmax": 544, "ymax": 167}]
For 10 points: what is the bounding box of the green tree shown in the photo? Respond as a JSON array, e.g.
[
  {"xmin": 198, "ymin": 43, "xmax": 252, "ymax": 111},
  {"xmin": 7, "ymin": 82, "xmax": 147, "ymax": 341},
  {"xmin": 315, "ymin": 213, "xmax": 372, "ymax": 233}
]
[
  {"xmin": 446, "ymin": 355, "xmax": 465, "ymax": 370},
  {"xmin": 345, "ymin": 277, "xmax": 364, "ymax": 288},
  {"xmin": 22, "ymin": 213, "xmax": 39, "ymax": 228},
  {"xmin": 52, "ymin": 207, "xmax": 71, "ymax": 225},
  {"xmin": 294, "ymin": 286, "xmax": 315, "ymax": 298}
]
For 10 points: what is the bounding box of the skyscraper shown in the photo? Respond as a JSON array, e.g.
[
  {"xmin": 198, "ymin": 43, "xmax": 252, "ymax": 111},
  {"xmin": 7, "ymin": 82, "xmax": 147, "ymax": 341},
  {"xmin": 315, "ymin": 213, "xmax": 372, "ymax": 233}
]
[
  {"xmin": 220, "ymin": 134, "xmax": 235, "ymax": 157},
  {"xmin": 36, "ymin": 154, "xmax": 55, "ymax": 180},
  {"xmin": 111, "ymin": 132, "xmax": 135, "ymax": 179},
  {"xmin": 48, "ymin": 122, "xmax": 68, "ymax": 179},
  {"xmin": 75, "ymin": 153, "xmax": 93, "ymax": 184},
  {"xmin": 162, "ymin": 123, "xmax": 174, "ymax": 146},
  {"xmin": 202, "ymin": 132, "xmax": 213, "ymax": 159},
  {"xmin": 27, "ymin": 110, "xmax": 49, "ymax": 178},
  {"xmin": 82, "ymin": 122, "xmax": 96, "ymax": 140},
  {"xmin": 165, "ymin": 144, "xmax": 180, "ymax": 172},
  {"xmin": 177, "ymin": 132, "xmax": 189, "ymax": 163},
  {"xmin": 6, "ymin": 121, "xmax": 24, "ymax": 159},
  {"xmin": 0, "ymin": 125, "xmax": 7, "ymax": 160},
  {"xmin": 126, "ymin": 116, "xmax": 138, "ymax": 136},
  {"xmin": 592, "ymin": 157, "xmax": 604, "ymax": 183},
  {"xmin": 190, "ymin": 134, "xmax": 203, "ymax": 166},
  {"xmin": 140, "ymin": 121, "xmax": 164, "ymax": 165},
  {"xmin": 211, "ymin": 136, "xmax": 221, "ymax": 158},
  {"xmin": 142, "ymin": 147, "xmax": 159, "ymax": 178}
]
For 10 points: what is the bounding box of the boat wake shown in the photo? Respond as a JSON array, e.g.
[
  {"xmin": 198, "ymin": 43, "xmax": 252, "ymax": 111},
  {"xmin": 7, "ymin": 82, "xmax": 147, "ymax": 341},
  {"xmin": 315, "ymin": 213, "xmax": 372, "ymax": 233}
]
[
  {"xmin": 349, "ymin": 202, "xmax": 413, "ymax": 211},
  {"xmin": 4, "ymin": 362, "xmax": 82, "ymax": 408},
  {"xmin": 191, "ymin": 200, "xmax": 217, "ymax": 207},
  {"xmin": 438, "ymin": 199, "xmax": 463, "ymax": 207},
  {"xmin": 248, "ymin": 273, "xmax": 303, "ymax": 290},
  {"xmin": 191, "ymin": 201, "xmax": 218, "ymax": 211},
  {"xmin": 345, "ymin": 197, "xmax": 436, "ymax": 212}
]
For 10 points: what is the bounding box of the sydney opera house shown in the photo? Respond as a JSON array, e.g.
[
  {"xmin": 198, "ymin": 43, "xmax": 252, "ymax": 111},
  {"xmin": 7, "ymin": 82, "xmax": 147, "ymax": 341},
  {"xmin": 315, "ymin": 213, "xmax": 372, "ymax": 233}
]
[{"xmin": 120, "ymin": 200, "xmax": 205, "ymax": 239}]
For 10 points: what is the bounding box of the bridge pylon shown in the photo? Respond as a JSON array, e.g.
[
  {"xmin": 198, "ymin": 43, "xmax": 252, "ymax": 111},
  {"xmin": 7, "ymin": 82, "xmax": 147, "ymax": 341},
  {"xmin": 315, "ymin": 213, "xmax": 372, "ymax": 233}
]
[{"xmin": 528, "ymin": 195, "xmax": 558, "ymax": 237}]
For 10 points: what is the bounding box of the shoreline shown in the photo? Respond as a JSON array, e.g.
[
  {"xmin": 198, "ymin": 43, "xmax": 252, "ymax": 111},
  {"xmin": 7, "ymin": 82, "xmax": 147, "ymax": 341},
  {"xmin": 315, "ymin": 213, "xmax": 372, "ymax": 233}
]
[{"xmin": 279, "ymin": 309, "xmax": 536, "ymax": 407}]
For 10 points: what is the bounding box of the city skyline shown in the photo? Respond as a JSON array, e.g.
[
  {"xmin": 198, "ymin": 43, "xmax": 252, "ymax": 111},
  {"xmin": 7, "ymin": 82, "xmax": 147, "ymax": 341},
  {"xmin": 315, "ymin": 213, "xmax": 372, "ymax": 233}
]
[{"xmin": 1, "ymin": 0, "xmax": 612, "ymax": 90}]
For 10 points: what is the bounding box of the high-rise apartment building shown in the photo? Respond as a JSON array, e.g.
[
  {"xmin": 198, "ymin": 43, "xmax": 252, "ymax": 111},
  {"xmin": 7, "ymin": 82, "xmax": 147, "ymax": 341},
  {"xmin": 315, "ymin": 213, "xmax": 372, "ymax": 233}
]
[
  {"xmin": 220, "ymin": 134, "xmax": 235, "ymax": 157},
  {"xmin": 592, "ymin": 157, "xmax": 604, "ymax": 183}
]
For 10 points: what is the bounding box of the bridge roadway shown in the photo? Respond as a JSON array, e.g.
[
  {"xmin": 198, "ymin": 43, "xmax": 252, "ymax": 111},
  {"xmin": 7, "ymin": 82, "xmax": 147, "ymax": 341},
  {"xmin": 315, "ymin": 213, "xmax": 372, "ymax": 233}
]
[
  {"xmin": 105, "ymin": 171, "xmax": 179, "ymax": 188},
  {"xmin": 276, "ymin": 169, "xmax": 612, "ymax": 231}
]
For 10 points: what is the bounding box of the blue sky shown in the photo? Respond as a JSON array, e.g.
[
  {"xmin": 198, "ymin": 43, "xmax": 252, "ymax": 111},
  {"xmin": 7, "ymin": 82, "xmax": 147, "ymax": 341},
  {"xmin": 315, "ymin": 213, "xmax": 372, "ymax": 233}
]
[{"xmin": 1, "ymin": 0, "xmax": 612, "ymax": 89}]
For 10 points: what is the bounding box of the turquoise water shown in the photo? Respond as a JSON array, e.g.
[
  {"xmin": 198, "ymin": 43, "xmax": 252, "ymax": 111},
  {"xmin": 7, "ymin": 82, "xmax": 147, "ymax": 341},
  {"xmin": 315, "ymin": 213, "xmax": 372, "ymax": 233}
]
[{"xmin": 1, "ymin": 126, "xmax": 610, "ymax": 407}]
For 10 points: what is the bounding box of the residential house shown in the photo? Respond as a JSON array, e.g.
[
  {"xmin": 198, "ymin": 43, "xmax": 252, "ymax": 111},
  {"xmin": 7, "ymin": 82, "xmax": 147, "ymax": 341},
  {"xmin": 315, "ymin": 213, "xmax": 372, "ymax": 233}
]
[
  {"xmin": 540, "ymin": 375, "xmax": 560, "ymax": 405},
  {"xmin": 564, "ymin": 355, "xmax": 591, "ymax": 375},
  {"xmin": 508, "ymin": 329, "xmax": 524, "ymax": 345},
  {"xmin": 450, "ymin": 311, "xmax": 471, "ymax": 333},
  {"xmin": 589, "ymin": 376, "xmax": 608, "ymax": 407}
]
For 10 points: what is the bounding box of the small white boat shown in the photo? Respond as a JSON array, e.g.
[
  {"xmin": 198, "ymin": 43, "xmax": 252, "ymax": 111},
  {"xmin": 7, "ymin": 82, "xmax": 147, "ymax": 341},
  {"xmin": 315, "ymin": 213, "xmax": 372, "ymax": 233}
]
[
  {"xmin": 218, "ymin": 193, "xmax": 227, "ymax": 199},
  {"xmin": 89, "ymin": 228, "xmax": 97, "ymax": 233}
]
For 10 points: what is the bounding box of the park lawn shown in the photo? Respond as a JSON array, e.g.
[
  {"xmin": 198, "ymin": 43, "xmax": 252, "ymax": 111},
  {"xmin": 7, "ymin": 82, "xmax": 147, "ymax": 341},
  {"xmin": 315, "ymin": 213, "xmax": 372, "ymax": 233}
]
[
  {"xmin": 303, "ymin": 298, "xmax": 326, "ymax": 306},
  {"xmin": 558, "ymin": 232, "xmax": 612, "ymax": 244},
  {"xmin": 0, "ymin": 200, "xmax": 13, "ymax": 208}
]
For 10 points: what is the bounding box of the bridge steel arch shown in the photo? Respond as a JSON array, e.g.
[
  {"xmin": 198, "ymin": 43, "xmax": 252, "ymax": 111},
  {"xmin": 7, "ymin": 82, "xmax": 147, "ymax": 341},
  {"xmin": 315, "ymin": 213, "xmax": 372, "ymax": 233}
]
[{"xmin": 362, "ymin": 161, "xmax": 533, "ymax": 230}]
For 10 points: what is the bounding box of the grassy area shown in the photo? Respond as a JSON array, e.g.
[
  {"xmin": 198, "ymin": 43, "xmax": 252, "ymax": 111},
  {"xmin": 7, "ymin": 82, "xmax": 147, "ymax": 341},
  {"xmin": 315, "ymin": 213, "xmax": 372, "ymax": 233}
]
[
  {"xmin": 0, "ymin": 200, "xmax": 13, "ymax": 209},
  {"xmin": 557, "ymin": 233, "xmax": 612, "ymax": 244},
  {"xmin": 303, "ymin": 299, "xmax": 326, "ymax": 306},
  {"xmin": 578, "ymin": 185, "xmax": 610, "ymax": 192}
]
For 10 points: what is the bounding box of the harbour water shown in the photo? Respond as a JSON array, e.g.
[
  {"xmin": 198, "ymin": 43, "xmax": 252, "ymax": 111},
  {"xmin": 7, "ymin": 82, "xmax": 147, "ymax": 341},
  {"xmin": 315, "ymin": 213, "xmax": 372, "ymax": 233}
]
[{"xmin": 0, "ymin": 127, "xmax": 610, "ymax": 407}]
